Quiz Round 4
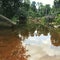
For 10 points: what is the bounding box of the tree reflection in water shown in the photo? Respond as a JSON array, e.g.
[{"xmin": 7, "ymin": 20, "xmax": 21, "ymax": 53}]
[
  {"xmin": 19, "ymin": 26, "xmax": 60, "ymax": 46},
  {"xmin": 0, "ymin": 26, "xmax": 60, "ymax": 60},
  {"xmin": 50, "ymin": 29, "xmax": 60, "ymax": 46}
]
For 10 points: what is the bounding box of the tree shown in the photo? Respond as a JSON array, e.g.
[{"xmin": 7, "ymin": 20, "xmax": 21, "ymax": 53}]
[
  {"xmin": 55, "ymin": 14, "xmax": 60, "ymax": 24},
  {"xmin": 54, "ymin": 0, "xmax": 60, "ymax": 13},
  {"xmin": 28, "ymin": 1, "xmax": 37, "ymax": 18},
  {"xmin": 31, "ymin": 1, "xmax": 37, "ymax": 12},
  {"xmin": 37, "ymin": 2, "xmax": 44, "ymax": 17},
  {"xmin": 24, "ymin": 0, "xmax": 30, "ymax": 5},
  {"xmin": 44, "ymin": 4, "xmax": 51, "ymax": 15},
  {"xmin": 54, "ymin": 0, "xmax": 60, "ymax": 8},
  {"xmin": 0, "ymin": 0, "xmax": 30, "ymax": 24},
  {"xmin": 37, "ymin": 3, "xmax": 51, "ymax": 17},
  {"xmin": 15, "ymin": 1, "xmax": 30, "ymax": 24},
  {"xmin": 0, "ymin": 0, "xmax": 23, "ymax": 19}
]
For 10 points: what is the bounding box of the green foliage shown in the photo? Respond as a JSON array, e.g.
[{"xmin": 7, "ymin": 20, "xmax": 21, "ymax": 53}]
[
  {"xmin": 0, "ymin": 0, "xmax": 22, "ymax": 19},
  {"xmin": 28, "ymin": 1, "xmax": 37, "ymax": 18},
  {"xmin": 31, "ymin": 1, "xmax": 37, "ymax": 12},
  {"xmin": 54, "ymin": 0, "xmax": 60, "ymax": 8},
  {"xmin": 41, "ymin": 17, "xmax": 46, "ymax": 25},
  {"xmin": 45, "ymin": 4, "xmax": 51, "ymax": 15},
  {"xmin": 53, "ymin": 0, "xmax": 60, "ymax": 13},
  {"xmin": 17, "ymin": 2, "xmax": 30, "ymax": 24},
  {"xmin": 37, "ymin": 3, "xmax": 51, "ymax": 17},
  {"xmin": 0, "ymin": 0, "xmax": 30, "ymax": 24},
  {"xmin": 28, "ymin": 8, "xmax": 36, "ymax": 18},
  {"xmin": 11, "ymin": 16, "xmax": 17, "ymax": 22},
  {"xmin": 55, "ymin": 14, "xmax": 60, "ymax": 24},
  {"xmin": 0, "ymin": 0, "xmax": 60, "ymax": 25},
  {"xmin": 24, "ymin": 0, "xmax": 30, "ymax": 4}
]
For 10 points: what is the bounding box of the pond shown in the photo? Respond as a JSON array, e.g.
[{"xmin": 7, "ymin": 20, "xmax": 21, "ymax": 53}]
[{"xmin": 0, "ymin": 26, "xmax": 60, "ymax": 60}]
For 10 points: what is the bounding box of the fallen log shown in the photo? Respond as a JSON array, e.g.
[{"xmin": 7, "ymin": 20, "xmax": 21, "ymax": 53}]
[{"xmin": 0, "ymin": 15, "xmax": 16, "ymax": 25}]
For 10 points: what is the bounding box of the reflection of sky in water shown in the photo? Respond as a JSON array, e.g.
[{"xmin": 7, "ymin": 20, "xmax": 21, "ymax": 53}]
[
  {"xmin": 24, "ymin": 33, "xmax": 51, "ymax": 45},
  {"xmin": 24, "ymin": 30, "xmax": 60, "ymax": 56}
]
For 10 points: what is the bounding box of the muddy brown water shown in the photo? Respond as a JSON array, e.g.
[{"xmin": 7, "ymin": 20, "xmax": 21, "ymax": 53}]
[
  {"xmin": 0, "ymin": 27, "xmax": 60, "ymax": 60},
  {"xmin": 0, "ymin": 29, "xmax": 27, "ymax": 60}
]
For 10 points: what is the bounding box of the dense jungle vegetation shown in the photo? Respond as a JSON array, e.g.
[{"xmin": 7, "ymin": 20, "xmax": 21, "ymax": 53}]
[{"xmin": 0, "ymin": 0, "xmax": 60, "ymax": 26}]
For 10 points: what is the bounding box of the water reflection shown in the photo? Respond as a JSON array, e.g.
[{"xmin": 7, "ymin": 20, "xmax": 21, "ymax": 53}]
[
  {"xmin": 19, "ymin": 26, "xmax": 60, "ymax": 46},
  {"xmin": 0, "ymin": 26, "xmax": 60, "ymax": 60},
  {"xmin": 21, "ymin": 29, "xmax": 60, "ymax": 60},
  {"xmin": 51, "ymin": 29, "xmax": 60, "ymax": 46}
]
